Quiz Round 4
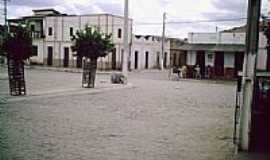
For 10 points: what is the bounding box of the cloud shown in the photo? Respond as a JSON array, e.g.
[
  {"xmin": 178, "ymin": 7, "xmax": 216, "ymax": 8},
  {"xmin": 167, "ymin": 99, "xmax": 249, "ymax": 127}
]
[
  {"xmin": 202, "ymin": 0, "xmax": 247, "ymax": 22},
  {"xmin": 5, "ymin": 0, "xmax": 270, "ymax": 38},
  {"xmin": 9, "ymin": 0, "xmax": 63, "ymax": 7},
  {"xmin": 93, "ymin": 1, "xmax": 123, "ymax": 15}
]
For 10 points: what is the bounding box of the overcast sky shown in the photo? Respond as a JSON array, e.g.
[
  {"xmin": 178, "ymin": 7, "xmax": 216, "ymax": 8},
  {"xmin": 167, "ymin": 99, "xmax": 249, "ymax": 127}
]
[{"xmin": 1, "ymin": 0, "xmax": 270, "ymax": 38}]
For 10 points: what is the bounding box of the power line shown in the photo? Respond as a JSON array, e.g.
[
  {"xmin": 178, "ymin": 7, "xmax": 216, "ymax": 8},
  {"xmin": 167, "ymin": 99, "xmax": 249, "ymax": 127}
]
[{"xmin": 135, "ymin": 17, "xmax": 247, "ymax": 25}]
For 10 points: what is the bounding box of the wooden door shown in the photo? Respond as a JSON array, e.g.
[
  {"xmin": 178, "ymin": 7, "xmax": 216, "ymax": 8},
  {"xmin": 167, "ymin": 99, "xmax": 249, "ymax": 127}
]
[
  {"xmin": 63, "ymin": 47, "xmax": 69, "ymax": 67},
  {"xmin": 234, "ymin": 52, "xmax": 244, "ymax": 77},
  {"xmin": 112, "ymin": 48, "xmax": 117, "ymax": 70},
  {"xmin": 77, "ymin": 56, "xmax": 82, "ymax": 68},
  {"xmin": 47, "ymin": 46, "xmax": 53, "ymax": 66},
  {"xmin": 145, "ymin": 51, "xmax": 149, "ymax": 69},
  {"xmin": 134, "ymin": 51, "xmax": 138, "ymax": 69},
  {"xmin": 196, "ymin": 51, "xmax": 206, "ymax": 77},
  {"xmin": 214, "ymin": 52, "xmax": 224, "ymax": 77}
]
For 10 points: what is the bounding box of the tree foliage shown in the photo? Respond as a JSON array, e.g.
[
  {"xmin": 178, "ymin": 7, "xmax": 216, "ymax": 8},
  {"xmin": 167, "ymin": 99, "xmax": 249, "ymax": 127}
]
[
  {"xmin": 71, "ymin": 26, "xmax": 114, "ymax": 59},
  {"xmin": 2, "ymin": 25, "xmax": 33, "ymax": 60}
]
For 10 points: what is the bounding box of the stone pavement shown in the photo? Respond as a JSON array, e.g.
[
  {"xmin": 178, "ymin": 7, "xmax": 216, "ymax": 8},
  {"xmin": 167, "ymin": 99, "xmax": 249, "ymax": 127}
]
[
  {"xmin": 0, "ymin": 68, "xmax": 267, "ymax": 160},
  {"xmin": 0, "ymin": 67, "xmax": 131, "ymax": 99},
  {"xmin": 25, "ymin": 65, "xmax": 117, "ymax": 74}
]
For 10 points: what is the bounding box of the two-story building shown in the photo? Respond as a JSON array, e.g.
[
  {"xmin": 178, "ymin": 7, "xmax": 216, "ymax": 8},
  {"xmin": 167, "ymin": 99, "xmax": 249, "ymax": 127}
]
[
  {"xmin": 9, "ymin": 9, "xmax": 133, "ymax": 70},
  {"xmin": 9, "ymin": 9, "xmax": 172, "ymax": 71}
]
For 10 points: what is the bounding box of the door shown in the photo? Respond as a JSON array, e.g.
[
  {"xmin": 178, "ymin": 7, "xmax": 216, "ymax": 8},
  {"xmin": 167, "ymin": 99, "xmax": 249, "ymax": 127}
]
[
  {"xmin": 145, "ymin": 51, "xmax": 149, "ymax": 69},
  {"xmin": 134, "ymin": 51, "xmax": 138, "ymax": 69},
  {"xmin": 47, "ymin": 46, "xmax": 53, "ymax": 66},
  {"xmin": 77, "ymin": 56, "xmax": 82, "ymax": 68},
  {"xmin": 267, "ymin": 48, "xmax": 270, "ymax": 71},
  {"xmin": 179, "ymin": 51, "xmax": 187, "ymax": 67},
  {"xmin": 173, "ymin": 53, "xmax": 177, "ymax": 66},
  {"xmin": 250, "ymin": 77, "xmax": 270, "ymax": 152},
  {"xmin": 63, "ymin": 47, "xmax": 69, "ymax": 67},
  {"xmin": 163, "ymin": 52, "xmax": 167, "ymax": 68},
  {"xmin": 112, "ymin": 48, "xmax": 117, "ymax": 70},
  {"xmin": 214, "ymin": 52, "xmax": 224, "ymax": 77},
  {"xmin": 157, "ymin": 52, "xmax": 160, "ymax": 68},
  {"xmin": 196, "ymin": 51, "xmax": 206, "ymax": 78},
  {"xmin": 234, "ymin": 52, "xmax": 244, "ymax": 77}
]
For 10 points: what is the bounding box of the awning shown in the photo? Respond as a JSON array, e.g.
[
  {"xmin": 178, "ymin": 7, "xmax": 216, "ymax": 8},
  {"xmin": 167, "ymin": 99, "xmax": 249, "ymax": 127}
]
[{"xmin": 174, "ymin": 43, "xmax": 246, "ymax": 52}]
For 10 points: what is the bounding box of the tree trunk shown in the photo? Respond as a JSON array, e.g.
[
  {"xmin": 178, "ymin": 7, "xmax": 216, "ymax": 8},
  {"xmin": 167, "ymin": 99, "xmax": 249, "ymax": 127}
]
[
  {"xmin": 7, "ymin": 58, "xmax": 26, "ymax": 96},
  {"xmin": 82, "ymin": 58, "xmax": 97, "ymax": 88}
]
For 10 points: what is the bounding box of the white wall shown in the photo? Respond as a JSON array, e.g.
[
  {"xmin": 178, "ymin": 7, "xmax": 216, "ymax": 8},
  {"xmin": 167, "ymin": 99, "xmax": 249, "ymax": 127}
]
[
  {"xmin": 187, "ymin": 51, "xmax": 196, "ymax": 65},
  {"xmin": 257, "ymin": 49, "xmax": 267, "ymax": 70},
  {"xmin": 31, "ymin": 39, "xmax": 44, "ymax": 64},
  {"xmin": 188, "ymin": 33, "xmax": 217, "ymax": 44},
  {"xmin": 130, "ymin": 35, "xmax": 170, "ymax": 70},
  {"xmin": 188, "ymin": 32, "xmax": 268, "ymax": 70},
  {"xmin": 205, "ymin": 51, "xmax": 214, "ymax": 67},
  {"xmin": 188, "ymin": 32, "xmax": 266, "ymax": 47},
  {"xmin": 30, "ymin": 14, "xmax": 133, "ymax": 68}
]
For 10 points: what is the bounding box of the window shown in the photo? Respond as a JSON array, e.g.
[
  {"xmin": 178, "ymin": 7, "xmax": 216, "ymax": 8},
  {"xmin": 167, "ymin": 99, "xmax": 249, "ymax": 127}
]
[
  {"xmin": 48, "ymin": 27, "xmax": 53, "ymax": 36},
  {"xmin": 70, "ymin": 27, "xmax": 73, "ymax": 36},
  {"xmin": 32, "ymin": 46, "xmax": 38, "ymax": 56},
  {"xmin": 118, "ymin": 29, "xmax": 122, "ymax": 38}
]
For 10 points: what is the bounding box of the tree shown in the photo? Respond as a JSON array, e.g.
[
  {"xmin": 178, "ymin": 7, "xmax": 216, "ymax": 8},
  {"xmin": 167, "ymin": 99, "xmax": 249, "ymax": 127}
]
[
  {"xmin": 72, "ymin": 26, "xmax": 114, "ymax": 88},
  {"xmin": 2, "ymin": 24, "xmax": 33, "ymax": 96}
]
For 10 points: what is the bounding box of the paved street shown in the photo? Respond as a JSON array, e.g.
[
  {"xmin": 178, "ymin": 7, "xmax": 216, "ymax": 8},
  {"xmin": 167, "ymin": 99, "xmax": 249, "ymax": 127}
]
[{"xmin": 0, "ymin": 69, "xmax": 238, "ymax": 160}]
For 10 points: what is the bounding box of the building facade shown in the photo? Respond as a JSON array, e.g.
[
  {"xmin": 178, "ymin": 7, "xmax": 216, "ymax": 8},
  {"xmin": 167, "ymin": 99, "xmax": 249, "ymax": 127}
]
[
  {"xmin": 169, "ymin": 38, "xmax": 188, "ymax": 68},
  {"xmin": 130, "ymin": 35, "xmax": 170, "ymax": 70},
  {"xmin": 171, "ymin": 31, "xmax": 268, "ymax": 79},
  {"xmin": 10, "ymin": 9, "xmax": 133, "ymax": 70}
]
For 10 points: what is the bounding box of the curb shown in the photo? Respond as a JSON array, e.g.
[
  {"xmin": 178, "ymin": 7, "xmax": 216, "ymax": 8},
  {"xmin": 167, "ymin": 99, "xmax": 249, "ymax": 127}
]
[
  {"xmin": 8, "ymin": 83, "xmax": 134, "ymax": 103},
  {"xmin": 25, "ymin": 65, "xmax": 119, "ymax": 75}
]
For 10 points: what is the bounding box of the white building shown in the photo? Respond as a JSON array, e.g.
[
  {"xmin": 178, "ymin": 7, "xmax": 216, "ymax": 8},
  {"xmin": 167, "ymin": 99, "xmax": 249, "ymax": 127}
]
[
  {"xmin": 10, "ymin": 9, "xmax": 133, "ymax": 70},
  {"xmin": 187, "ymin": 32, "xmax": 267, "ymax": 70},
  {"xmin": 130, "ymin": 35, "xmax": 170, "ymax": 70},
  {"xmin": 171, "ymin": 31, "xmax": 268, "ymax": 79}
]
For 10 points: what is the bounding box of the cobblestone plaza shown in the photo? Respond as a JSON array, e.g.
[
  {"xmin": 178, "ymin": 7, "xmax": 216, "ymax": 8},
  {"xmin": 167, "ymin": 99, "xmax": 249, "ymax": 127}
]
[{"xmin": 0, "ymin": 69, "xmax": 242, "ymax": 160}]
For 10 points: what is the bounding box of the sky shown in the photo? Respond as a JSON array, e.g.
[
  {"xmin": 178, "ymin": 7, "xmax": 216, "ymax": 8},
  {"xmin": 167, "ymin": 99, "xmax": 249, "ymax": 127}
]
[{"xmin": 1, "ymin": 0, "xmax": 270, "ymax": 38}]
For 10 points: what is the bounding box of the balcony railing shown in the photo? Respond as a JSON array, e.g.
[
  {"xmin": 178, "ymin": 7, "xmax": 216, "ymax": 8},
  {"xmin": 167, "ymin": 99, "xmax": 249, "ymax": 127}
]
[{"xmin": 31, "ymin": 31, "xmax": 45, "ymax": 39}]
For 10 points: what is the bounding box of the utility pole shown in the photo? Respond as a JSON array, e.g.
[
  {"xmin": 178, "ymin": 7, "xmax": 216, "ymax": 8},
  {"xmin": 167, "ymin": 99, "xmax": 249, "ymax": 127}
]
[
  {"xmin": 3, "ymin": 0, "xmax": 7, "ymax": 26},
  {"xmin": 239, "ymin": 0, "xmax": 261, "ymax": 151},
  {"xmin": 161, "ymin": 12, "xmax": 166, "ymax": 70},
  {"xmin": 0, "ymin": 0, "xmax": 9, "ymax": 64},
  {"xmin": 1, "ymin": 0, "xmax": 9, "ymax": 27},
  {"xmin": 122, "ymin": 0, "xmax": 129, "ymax": 80}
]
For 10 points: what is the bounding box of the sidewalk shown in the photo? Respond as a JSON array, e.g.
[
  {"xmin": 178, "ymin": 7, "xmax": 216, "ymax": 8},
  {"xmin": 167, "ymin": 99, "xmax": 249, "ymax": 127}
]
[
  {"xmin": 0, "ymin": 67, "xmax": 134, "ymax": 102},
  {"xmin": 26, "ymin": 65, "xmax": 120, "ymax": 74},
  {"xmin": 8, "ymin": 82, "xmax": 134, "ymax": 103}
]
